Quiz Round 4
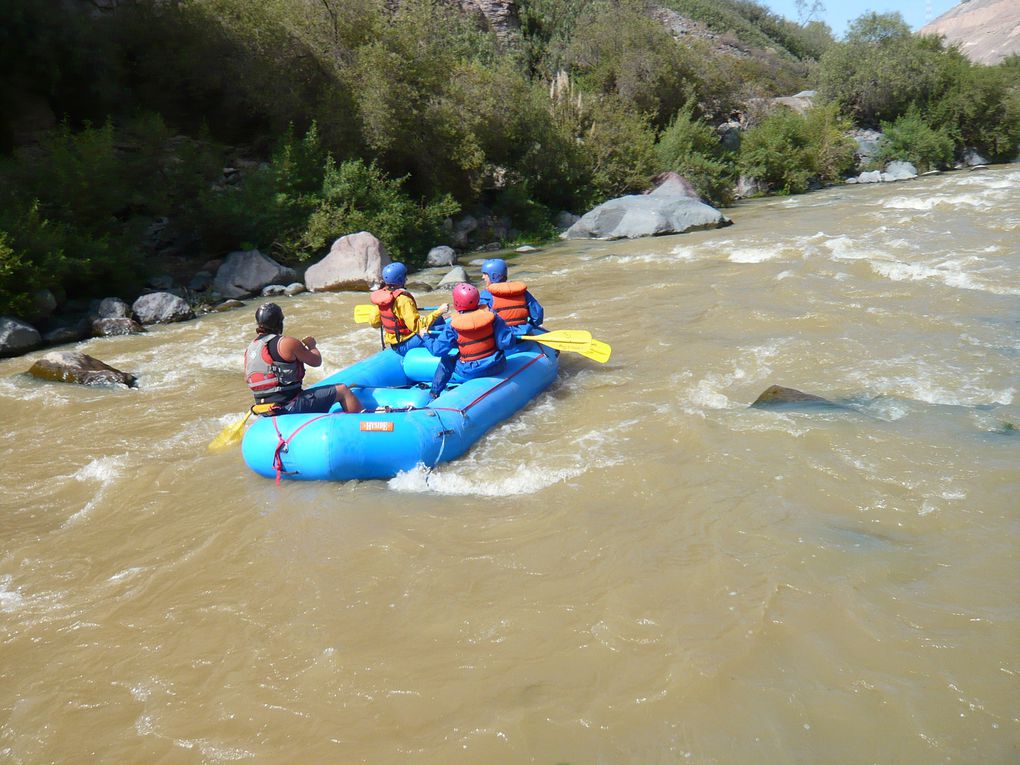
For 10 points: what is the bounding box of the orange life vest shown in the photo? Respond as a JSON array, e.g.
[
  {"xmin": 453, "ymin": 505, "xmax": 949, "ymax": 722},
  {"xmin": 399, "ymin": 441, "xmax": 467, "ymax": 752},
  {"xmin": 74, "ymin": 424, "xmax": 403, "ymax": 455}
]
[
  {"xmin": 370, "ymin": 287, "xmax": 415, "ymax": 342},
  {"xmin": 450, "ymin": 309, "xmax": 497, "ymax": 362},
  {"xmin": 487, "ymin": 281, "xmax": 529, "ymax": 327}
]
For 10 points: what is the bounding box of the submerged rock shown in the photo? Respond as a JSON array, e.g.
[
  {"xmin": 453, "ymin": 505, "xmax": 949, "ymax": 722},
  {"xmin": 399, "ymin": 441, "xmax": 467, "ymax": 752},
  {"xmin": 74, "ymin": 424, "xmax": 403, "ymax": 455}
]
[
  {"xmin": 29, "ymin": 351, "xmax": 137, "ymax": 387},
  {"xmin": 92, "ymin": 317, "xmax": 146, "ymax": 337},
  {"xmin": 751, "ymin": 385, "xmax": 840, "ymax": 409}
]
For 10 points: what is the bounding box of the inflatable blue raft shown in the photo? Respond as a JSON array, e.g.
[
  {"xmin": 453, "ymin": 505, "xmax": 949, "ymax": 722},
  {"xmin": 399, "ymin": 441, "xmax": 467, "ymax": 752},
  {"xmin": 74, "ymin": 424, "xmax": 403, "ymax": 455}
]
[{"xmin": 241, "ymin": 344, "xmax": 558, "ymax": 481}]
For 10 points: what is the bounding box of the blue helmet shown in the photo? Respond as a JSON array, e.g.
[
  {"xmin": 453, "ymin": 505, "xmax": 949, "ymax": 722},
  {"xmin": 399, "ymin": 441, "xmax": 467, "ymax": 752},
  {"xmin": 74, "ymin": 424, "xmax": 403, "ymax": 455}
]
[
  {"xmin": 481, "ymin": 258, "xmax": 508, "ymax": 283},
  {"xmin": 381, "ymin": 262, "xmax": 407, "ymax": 287}
]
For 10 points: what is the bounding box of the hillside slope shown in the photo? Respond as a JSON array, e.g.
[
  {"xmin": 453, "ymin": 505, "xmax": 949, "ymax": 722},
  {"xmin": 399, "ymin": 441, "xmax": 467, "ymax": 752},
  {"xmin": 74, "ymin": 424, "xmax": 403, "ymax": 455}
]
[{"xmin": 918, "ymin": 0, "xmax": 1020, "ymax": 65}]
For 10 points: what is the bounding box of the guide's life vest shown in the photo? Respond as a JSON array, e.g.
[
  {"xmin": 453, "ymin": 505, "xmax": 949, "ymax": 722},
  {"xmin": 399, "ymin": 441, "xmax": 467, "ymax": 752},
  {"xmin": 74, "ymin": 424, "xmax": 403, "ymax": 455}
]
[
  {"xmin": 244, "ymin": 334, "xmax": 304, "ymax": 404},
  {"xmin": 370, "ymin": 288, "xmax": 415, "ymax": 342},
  {"xmin": 450, "ymin": 309, "xmax": 497, "ymax": 362},
  {"xmin": 487, "ymin": 281, "xmax": 529, "ymax": 327}
]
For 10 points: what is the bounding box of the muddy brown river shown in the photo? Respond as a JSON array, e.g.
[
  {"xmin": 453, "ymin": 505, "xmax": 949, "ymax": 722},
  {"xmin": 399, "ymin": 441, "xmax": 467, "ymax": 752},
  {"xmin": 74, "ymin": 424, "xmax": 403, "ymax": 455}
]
[{"xmin": 2, "ymin": 166, "xmax": 1018, "ymax": 763}]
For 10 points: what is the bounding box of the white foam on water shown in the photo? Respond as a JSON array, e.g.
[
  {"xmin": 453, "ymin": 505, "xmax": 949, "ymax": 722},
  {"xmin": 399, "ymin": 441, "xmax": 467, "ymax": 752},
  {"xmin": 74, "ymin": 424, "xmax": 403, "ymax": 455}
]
[
  {"xmin": 668, "ymin": 245, "xmax": 700, "ymax": 261},
  {"xmin": 0, "ymin": 575, "xmax": 25, "ymax": 613},
  {"xmin": 387, "ymin": 460, "xmax": 587, "ymax": 496},
  {"xmin": 869, "ymin": 258, "xmax": 1020, "ymax": 295},
  {"xmin": 728, "ymin": 245, "xmax": 784, "ymax": 263},
  {"xmin": 822, "ymin": 236, "xmax": 887, "ymax": 262},
  {"xmin": 883, "ymin": 192, "xmax": 994, "ymax": 211},
  {"xmin": 73, "ymin": 455, "xmax": 127, "ymax": 483},
  {"xmin": 108, "ymin": 567, "xmax": 146, "ymax": 583}
]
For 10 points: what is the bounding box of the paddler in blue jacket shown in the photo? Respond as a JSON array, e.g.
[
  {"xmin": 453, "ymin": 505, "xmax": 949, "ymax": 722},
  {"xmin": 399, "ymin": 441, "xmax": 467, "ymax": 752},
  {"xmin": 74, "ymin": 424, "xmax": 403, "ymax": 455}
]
[
  {"xmin": 425, "ymin": 283, "xmax": 516, "ymax": 397},
  {"xmin": 369, "ymin": 262, "xmax": 448, "ymax": 355},
  {"xmin": 479, "ymin": 258, "xmax": 544, "ymax": 336}
]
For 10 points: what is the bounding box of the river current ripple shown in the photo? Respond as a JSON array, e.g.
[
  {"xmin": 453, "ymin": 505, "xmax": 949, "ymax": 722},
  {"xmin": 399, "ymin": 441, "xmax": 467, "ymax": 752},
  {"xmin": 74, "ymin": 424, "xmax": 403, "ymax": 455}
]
[{"xmin": 2, "ymin": 166, "xmax": 1018, "ymax": 763}]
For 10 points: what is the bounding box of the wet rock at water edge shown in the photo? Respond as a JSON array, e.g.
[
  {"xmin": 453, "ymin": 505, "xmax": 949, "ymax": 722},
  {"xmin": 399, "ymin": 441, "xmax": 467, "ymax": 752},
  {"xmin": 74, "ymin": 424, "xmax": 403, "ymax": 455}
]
[
  {"xmin": 437, "ymin": 266, "xmax": 470, "ymax": 288},
  {"xmin": 261, "ymin": 284, "xmax": 287, "ymax": 297},
  {"xmin": 213, "ymin": 249, "xmax": 297, "ymax": 299},
  {"xmin": 97, "ymin": 297, "xmax": 133, "ymax": 319},
  {"xmin": 132, "ymin": 291, "xmax": 195, "ymax": 325},
  {"xmin": 304, "ymin": 231, "xmax": 388, "ymax": 292},
  {"xmin": 564, "ymin": 175, "xmax": 730, "ymax": 240},
  {"xmin": 92, "ymin": 317, "xmax": 146, "ymax": 337},
  {"xmin": 29, "ymin": 351, "xmax": 137, "ymax": 387},
  {"xmin": 284, "ymin": 282, "xmax": 306, "ymax": 296},
  {"xmin": 0, "ymin": 316, "xmax": 43, "ymax": 357},
  {"xmin": 211, "ymin": 299, "xmax": 246, "ymax": 312},
  {"xmin": 751, "ymin": 385, "xmax": 840, "ymax": 410}
]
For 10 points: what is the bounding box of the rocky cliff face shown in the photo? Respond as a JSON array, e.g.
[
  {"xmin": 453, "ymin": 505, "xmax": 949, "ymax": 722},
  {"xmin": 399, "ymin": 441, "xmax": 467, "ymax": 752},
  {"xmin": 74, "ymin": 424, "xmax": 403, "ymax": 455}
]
[
  {"xmin": 918, "ymin": 0, "xmax": 1020, "ymax": 65},
  {"xmin": 457, "ymin": 0, "xmax": 520, "ymax": 42}
]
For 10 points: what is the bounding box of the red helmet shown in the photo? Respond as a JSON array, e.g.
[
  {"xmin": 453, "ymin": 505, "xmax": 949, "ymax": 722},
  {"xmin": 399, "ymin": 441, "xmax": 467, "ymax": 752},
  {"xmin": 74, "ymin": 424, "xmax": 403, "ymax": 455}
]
[{"xmin": 452, "ymin": 283, "xmax": 480, "ymax": 311}]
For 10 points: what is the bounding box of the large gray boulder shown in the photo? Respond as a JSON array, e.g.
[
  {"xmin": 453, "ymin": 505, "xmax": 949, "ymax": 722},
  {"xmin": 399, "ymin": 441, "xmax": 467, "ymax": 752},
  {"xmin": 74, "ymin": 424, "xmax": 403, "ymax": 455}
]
[
  {"xmin": 882, "ymin": 161, "xmax": 918, "ymax": 182},
  {"xmin": 132, "ymin": 292, "xmax": 195, "ymax": 325},
  {"xmin": 213, "ymin": 249, "xmax": 297, "ymax": 299},
  {"xmin": 304, "ymin": 231, "xmax": 389, "ymax": 292},
  {"xmin": 438, "ymin": 266, "xmax": 470, "ymax": 288},
  {"xmin": 0, "ymin": 316, "xmax": 42, "ymax": 357},
  {"xmin": 427, "ymin": 246, "xmax": 457, "ymax": 267},
  {"xmin": 563, "ymin": 181, "xmax": 730, "ymax": 240},
  {"xmin": 28, "ymin": 351, "xmax": 136, "ymax": 387},
  {"xmin": 97, "ymin": 297, "xmax": 133, "ymax": 319}
]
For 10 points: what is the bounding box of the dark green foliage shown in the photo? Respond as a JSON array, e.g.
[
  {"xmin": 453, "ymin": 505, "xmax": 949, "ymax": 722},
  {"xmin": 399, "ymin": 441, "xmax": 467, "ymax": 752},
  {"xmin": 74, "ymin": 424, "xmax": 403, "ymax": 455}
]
[
  {"xmin": 738, "ymin": 104, "xmax": 855, "ymax": 194},
  {"xmin": 564, "ymin": 0, "xmax": 700, "ymax": 127},
  {"xmin": 818, "ymin": 13, "xmax": 1020, "ymax": 163},
  {"xmin": 875, "ymin": 109, "xmax": 954, "ymax": 172},
  {"xmin": 302, "ymin": 158, "xmax": 459, "ymax": 267},
  {"xmin": 0, "ymin": 0, "xmax": 1017, "ymax": 317},
  {"xmin": 655, "ymin": 102, "xmax": 735, "ymax": 205}
]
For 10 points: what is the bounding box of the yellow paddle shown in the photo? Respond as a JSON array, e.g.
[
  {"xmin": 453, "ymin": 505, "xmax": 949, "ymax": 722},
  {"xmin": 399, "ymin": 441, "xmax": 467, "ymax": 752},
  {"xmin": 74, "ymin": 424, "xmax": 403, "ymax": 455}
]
[
  {"xmin": 581, "ymin": 339, "xmax": 612, "ymax": 363},
  {"xmin": 354, "ymin": 304, "xmax": 379, "ymax": 323},
  {"xmin": 208, "ymin": 404, "xmax": 274, "ymax": 451},
  {"xmin": 208, "ymin": 410, "xmax": 252, "ymax": 452}
]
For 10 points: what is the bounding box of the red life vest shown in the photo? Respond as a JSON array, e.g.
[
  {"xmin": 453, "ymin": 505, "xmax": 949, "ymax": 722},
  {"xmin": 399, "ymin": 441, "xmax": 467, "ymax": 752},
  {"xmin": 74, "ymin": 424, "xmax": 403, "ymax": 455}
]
[
  {"xmin": 450, "ymin": 309, "xmax": 497, "ymax": 362},
  {"xmin": 244, "ymin": 334, "xmax": 305, "ymax": 405},
  {"xmin": 370, "ymin": 287, "xmax": 415, "ymax": 342},
  {"xmin": 487, "ymin": 281, "xmax": 529, "ymax": 326}
]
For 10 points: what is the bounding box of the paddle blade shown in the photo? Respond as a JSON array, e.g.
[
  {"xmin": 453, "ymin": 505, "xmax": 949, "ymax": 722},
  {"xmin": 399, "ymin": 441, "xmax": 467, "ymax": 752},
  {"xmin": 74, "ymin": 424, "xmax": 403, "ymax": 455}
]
[
  {"xmin": 582, "ymin": 339, "xmax": 612, "ymax": 363},
  {"xmin": 354, "ymin": 304, "xmax": 379, "ymax": 323},
  {"xmin": 531, "ymin": 329, "xmax": 592, "ymax": 345},
  {"xmin": 208, "ymin": 411, "xmax": 251, "ymax": 452}
]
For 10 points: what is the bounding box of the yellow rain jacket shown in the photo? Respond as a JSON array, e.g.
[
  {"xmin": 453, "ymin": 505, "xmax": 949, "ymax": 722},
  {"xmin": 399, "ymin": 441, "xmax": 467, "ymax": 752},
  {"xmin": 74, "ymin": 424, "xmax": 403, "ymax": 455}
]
[{"xmin": 369, "ymin": 292, "xmax": 445, "ymax": 346}]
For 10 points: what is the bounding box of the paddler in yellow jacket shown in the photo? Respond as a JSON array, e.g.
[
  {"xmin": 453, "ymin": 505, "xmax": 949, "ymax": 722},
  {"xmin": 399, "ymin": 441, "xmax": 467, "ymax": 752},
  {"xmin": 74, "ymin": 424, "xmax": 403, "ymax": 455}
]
[{"xmin": 369, "ymin": 262, "xmax": 448, "ymax": 356}]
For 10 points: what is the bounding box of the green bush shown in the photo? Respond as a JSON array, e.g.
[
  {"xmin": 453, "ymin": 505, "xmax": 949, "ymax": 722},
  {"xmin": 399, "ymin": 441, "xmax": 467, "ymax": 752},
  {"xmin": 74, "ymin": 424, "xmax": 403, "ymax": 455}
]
[
  {"xmin": 738, "ymin": 104, "xmax": 855, "ymax": 194},
  {"xmin": 655, "ymin": 101, "xmax": 736, "ymax": 205},
  {"xmin": 875, "ymin": 109, "xmax": 954, "ymax": 172},
  {"xmin": 302, "ymin": 159, "xmax": 459, "ymax": 267}
]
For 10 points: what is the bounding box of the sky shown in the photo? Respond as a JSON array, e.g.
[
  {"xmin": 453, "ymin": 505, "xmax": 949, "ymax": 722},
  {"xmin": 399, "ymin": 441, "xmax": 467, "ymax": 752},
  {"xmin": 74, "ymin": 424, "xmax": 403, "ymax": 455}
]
[{"xmin": 758, "ymin": 0, "xmax": 963, "ymax": 37}]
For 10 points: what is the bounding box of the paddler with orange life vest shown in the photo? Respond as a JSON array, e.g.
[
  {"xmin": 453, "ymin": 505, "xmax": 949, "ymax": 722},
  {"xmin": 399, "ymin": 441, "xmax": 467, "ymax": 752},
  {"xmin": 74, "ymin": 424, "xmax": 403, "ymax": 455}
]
[
  {"xmin": 424, "ymin": 283, "xmax": 516, "ymax": 397},
  {"xmin": 479, "ymin": 258, "xmax": 544, "ymax": 337},
  {"xmin": 244, "ymin": 303, "xmax": 361, "ymax": 416},
  {"xmin": 369, "ymin": 262, "xmax": 448, "ymax": 355}
]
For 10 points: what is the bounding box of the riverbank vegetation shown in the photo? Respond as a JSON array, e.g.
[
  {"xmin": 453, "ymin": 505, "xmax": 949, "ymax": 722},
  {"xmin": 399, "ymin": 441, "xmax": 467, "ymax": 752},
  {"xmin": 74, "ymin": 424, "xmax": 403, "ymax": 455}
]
[{"xmin": 1, "ymin": 0, "xmax": 1019, "ymax": 317}]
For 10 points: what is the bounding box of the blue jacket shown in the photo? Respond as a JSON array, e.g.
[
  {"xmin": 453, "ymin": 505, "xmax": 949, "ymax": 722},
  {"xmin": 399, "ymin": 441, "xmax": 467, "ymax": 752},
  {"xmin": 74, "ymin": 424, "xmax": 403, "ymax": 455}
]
[
  {"xmin": 479, "ymin": 288, "xmax": 544, "ymax": 336},
  {"xmin": 425, "ymin": 311, "xmax": 517, "ymax": 378}
]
